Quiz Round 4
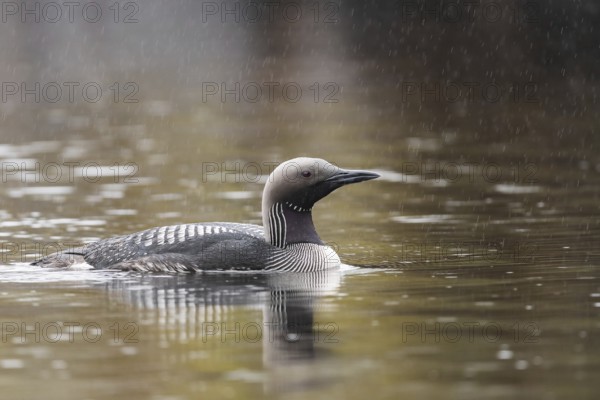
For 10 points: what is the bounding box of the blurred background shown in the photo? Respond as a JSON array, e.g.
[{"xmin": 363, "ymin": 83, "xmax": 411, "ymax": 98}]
[
  {"xmin": 1, "ymin": 1, "xmax": 600, "ymax": 399},
  {"xmin": 1, "ymin": 0, "xmax": 598, "ymax": 264}
]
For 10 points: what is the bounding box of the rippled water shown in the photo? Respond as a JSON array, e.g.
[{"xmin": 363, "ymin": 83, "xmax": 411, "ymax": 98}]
[
  {"xmin": 2, "ymin": 132, "xmax": 599, "ymax": 400},
  {"xmin": 2, "ymin": 1, "xmax": 600, "ymax": 399}
]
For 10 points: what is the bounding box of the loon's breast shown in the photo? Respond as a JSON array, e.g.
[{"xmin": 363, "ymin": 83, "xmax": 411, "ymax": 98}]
[{"xmin": 265, "ymin": 243, "xmax": 341, "ymax": 273}]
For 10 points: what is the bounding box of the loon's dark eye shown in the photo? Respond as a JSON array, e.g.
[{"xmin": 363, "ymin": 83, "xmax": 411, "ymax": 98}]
[{"xmin": 301, "ymin": 170, "xmax": 312, "ymax": 178}]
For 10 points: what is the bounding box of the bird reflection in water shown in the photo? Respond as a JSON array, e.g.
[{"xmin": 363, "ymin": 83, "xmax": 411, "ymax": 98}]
[{"xmin": 99, "ymin": 267, "xmax": 342, "ymax": 389}]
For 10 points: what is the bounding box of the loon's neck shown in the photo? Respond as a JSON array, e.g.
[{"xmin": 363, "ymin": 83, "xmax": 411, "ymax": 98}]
[{"xmin": 263, "ymin": 202, "xmax": 323, "ymax": 248}]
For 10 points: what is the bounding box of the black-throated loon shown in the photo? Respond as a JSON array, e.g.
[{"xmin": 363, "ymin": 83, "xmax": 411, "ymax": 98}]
[{"xmin": 32, "ymin": 157, "xmax": 379, "ymax": 272}]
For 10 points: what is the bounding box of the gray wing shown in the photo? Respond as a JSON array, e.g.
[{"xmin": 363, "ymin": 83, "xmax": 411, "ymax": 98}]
[
  {"xmin": 32, "ymin": 223, "xmax": 269, "ymax": 271},
  {"xmin": 83, "ymin": 223, "xmax": 270, "ymax": 271}
]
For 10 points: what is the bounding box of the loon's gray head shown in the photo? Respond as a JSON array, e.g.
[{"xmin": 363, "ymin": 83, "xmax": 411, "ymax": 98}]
[{"xmin": 262, "ymin": 157, "xmax": 379, "ymax": 247}]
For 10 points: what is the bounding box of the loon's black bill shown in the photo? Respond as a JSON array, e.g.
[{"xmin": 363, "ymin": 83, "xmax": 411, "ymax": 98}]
[{"xmin": 325, "ymin": 169, "xmax": 380, "ymax": 186}]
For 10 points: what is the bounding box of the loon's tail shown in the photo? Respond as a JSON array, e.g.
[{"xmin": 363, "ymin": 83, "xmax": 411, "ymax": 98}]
[{"xmin": 31, "ymin": 247, "xmax": 89, "ymax": 269}]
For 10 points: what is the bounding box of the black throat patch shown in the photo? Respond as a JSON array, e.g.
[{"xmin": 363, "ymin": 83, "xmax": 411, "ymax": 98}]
[{"xmin": 281, "ymin": 204, "xmax": 323, "ymax": 245}]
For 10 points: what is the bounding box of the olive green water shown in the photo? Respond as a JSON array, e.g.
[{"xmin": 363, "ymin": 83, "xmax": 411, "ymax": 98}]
[{"xmin": 1, "ymin": 1, "xmax": 600, "ymax": 399}]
